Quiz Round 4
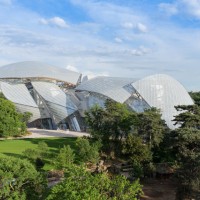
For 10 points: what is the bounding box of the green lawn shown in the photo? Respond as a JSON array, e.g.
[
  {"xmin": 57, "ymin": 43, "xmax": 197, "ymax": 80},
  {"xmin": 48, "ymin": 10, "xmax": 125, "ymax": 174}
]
[{"xmin": 0, "ymin": 137, "xmax": 77, "ymax": 170}]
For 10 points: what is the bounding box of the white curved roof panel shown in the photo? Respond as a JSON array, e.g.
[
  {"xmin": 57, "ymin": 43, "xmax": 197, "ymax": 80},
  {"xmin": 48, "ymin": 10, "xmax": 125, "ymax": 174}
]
[
  {"xmin": 0, "ymin": 82, "xmax": 41, "ymax": 121},
  {"xmin": 76, "ymin": 76, "xmax": 136, "ymax": 103},
  {"xmin": 132, "ymin": 74, "xmax": 194, "ymax": 129},
  {"xmin": 1, "ymin": 82, "xmax": 38, "ymax": 107},
  {"xmin": 0, "ymin": 61, "xmax": 81, "ymax": 85}
]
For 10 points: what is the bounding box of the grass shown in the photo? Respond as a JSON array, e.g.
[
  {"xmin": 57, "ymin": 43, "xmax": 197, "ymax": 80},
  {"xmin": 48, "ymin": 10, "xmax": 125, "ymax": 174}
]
[{"xmin": 0, "ymin": 137, "xmax": 77, "ymax": 170}]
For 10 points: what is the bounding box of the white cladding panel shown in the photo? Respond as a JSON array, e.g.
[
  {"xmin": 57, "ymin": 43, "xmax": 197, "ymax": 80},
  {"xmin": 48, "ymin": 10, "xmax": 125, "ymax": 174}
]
[
  {"xmin": 46, "ymin": 102, "xmax": 76, "ymax": 123},
  {"xmin": 0, "ymin": 61, "xmax": 81, "ymax": 85},
  {"xmin": 1, "ymin": 82, "xmax": 38, "ymax": 107},
  {"xmin": 15, "ymin": 104, "xmax": 41, "ymax": 122},
  {"xmin": 32, "ymin": 82, "xmax": 78, "ymax": 122},
  {"xmin": 132, "ymin": 74, "xmax": 194, "ymax": 129},
  {"xmin": 0, "ymin": 82, "xmax": 41, "ymax": 122},
  {"xmin": 76, "ymin": 77, "xmax": 136, "ymax": 103}
]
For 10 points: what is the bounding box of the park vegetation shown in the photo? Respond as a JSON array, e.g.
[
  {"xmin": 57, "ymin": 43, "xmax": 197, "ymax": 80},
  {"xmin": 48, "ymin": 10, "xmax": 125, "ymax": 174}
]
[
  {"xmin": 0, "ymin": 92, "xmax": 200, "ymax": 199},
  {"xmin": 0, "ymin": 93, "xmax": 32, "ymax": 137}
]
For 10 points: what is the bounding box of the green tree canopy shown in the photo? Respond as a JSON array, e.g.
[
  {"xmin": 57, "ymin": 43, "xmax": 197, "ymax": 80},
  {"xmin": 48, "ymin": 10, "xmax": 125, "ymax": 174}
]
[
  {"xmin": 189, "ymin": 91, "xmax": 200, "ymax": 106},
  {"xmin": 172, "ymin": 128, "xmax": 200, "ymax": 196},
  {"xmin": 136, "ymin": 108, "xmax": 167, "ymax": 148},
  {"xmin": 0, "ymin": 157, "xmax": 46, "ymax": 200},
  {"xmin": 85, "ymin": 99, "xmax": 138, "ymax": 141},
  {"xmin": 173, "ymin": 105, "xmax": 200, "ymax": 129},
  {"xmin": 0, "ymin": 98, "xmax": 27, "ymax": 137},
  {"xmin": 47, "ymin": 165, "xmax": 142, "ymax": 200}
]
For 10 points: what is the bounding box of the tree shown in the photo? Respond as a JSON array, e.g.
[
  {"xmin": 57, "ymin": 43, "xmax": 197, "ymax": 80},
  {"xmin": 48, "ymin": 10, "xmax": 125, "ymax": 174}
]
[
  {"xmin": 55, "ymin": 145, "xmax": 75, "ymax": 169},
  {"xmin": 122, "ymin": 134, "xmax": 152, "ymax": 177},
  {"xmin": 20, "ymin": 112, "xmax": 33, "ymax": 124},
  {"xmin": 85, "ymin": 99, "xmax": 138, "ymax": 141},
  {"xmin": 136, "ymin": 108, "xmax": 167, "ymax": 149},
  {"xmin": 23, "ymin": 141, "xmax": 49, "ymax": 170},
  {"xmin": 76, "ymin": 137, "xmax": 101, "ymax": 164},
  {"xmin": 189, "ymin": 91, "xmax": 200, "ymax": 106},
  {"xmin": 172, "ymin": 128, "xmax": 200, "ymax": 198},
  {"xmin": 173, "ymin": 105, "xmax": 200, "ymax": 129},
  {"xmin": 0, "ymin": 157, "xmax": 46, "ymax": 200},
  {"xmin": 0, "ymin": 98, "xmax": 26, "ymax": 137},
  {"xmin": 47, "ymin": 165, "xmax": 143, "ymax": 200}
]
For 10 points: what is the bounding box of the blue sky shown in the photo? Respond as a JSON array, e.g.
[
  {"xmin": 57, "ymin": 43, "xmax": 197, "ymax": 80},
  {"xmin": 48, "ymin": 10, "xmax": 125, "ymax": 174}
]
[{"xmin": 0, "ymin": 0, "xmax": 200, "ymax": 90}]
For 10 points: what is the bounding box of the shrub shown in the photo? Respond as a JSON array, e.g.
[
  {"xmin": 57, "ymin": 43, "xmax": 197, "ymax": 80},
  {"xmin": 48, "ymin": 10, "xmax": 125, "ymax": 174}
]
[
  {"xmin": 0, "ymin": 157, "xmax": 46, "ymax": 200},
  {"xmin": 76, "ymin": 138, "xmax": 101, "ymax": 164},
  {"xmin": 55, "ymin": 145, "xmax": 75, "ymax": 169}
]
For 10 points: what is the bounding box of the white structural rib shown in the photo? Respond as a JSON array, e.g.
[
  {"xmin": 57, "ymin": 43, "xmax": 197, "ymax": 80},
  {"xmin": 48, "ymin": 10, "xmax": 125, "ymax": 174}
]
[
  {"xmin": 32, "ymin": 82, "xmax": 78, "ymax": 123},
  {"xmin": 132, "ymin": 74, "xmax": 194, "ymax": 129},
  {"xmin": 0, "ymin": 61, "xmax": 81, "ymax": 85},
  {"xmin": 76, "ymin": 76, "xmax": 136, "ymax": 103},
  {"xmin": 0, "ymin": 82, "xmax": 41, "ymax": 121}
]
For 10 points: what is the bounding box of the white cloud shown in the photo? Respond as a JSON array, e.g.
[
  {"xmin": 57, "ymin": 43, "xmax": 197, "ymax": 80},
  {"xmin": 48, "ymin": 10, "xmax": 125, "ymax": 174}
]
[
  {"xmin": 0, "ymin": 0, "xmax": 12, "ymax": 5},
  {"xmin": 122, "ymin": 22, "xmax": 134, "ymax": 29},
  {"xmin": 130, "ymin": 46, "xmax": 150, "ymax": 56},
  {"xmin": 121, "ymin": 22, "xmax": 147, "ymax": 33},
  {"xmin": 159, "ymin": 0, "xmax": 200, "ymax": 19},
  {"xmin": 136, "ymin": 23, "xmax": 148, "ymax": 33},
  {"xmin": 181, "ymin": 0, "xmax": 200, "ymax": 19},
  {"xmin": 39, "ymin": 17, "xmax": 69, "ymax": 28},
  {"xmin": 159, "ymin": 3, "xmax": 178, "ymax": 16},
  {"xmin": 114, "ymin": 37, "xmax": 123, "ymax": 43},
  {"xmin": 66, "ymin": 65, "xmax": 80, "ymax": 73},
  {"xmin": 82, "ymin": 71, "xmax": 109, "ymax": 81},
  {"xmin": 1, "ymin": 0, "xmax": 200, "ymax": 90}
]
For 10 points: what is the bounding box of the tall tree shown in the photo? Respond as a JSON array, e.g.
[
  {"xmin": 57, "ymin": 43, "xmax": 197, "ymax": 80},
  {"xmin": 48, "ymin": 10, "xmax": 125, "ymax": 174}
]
[
  {"xmin": 173, "ymin": 105, "xmax": 200, "ymax": 129},
  {"xmin": 136, "ymin": 108, "xmax": 167, "ymax": 149},
  {"xmin": 85, "ymin": 99, "xmax": 138, "ymax": 141},
  {"xmin": 189, "ymin": 91, "xmax": 200, "ymax": 106},
  {"xmin": 173, "ymin": 128, "xmax": 200, "ymax": 198}
]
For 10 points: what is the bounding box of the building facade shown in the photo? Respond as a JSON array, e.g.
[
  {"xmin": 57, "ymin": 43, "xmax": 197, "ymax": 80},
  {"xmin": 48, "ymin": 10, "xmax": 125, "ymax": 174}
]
[{"xmin": 0, "ymin": 61, "xmax": 194, "ymax": 130}]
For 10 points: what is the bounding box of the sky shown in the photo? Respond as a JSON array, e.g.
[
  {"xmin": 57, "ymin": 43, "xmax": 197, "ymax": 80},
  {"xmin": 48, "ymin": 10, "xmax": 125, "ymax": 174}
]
[{"xmin": 0, "ymin": 0, "xmax": 200, "ymax": 90}]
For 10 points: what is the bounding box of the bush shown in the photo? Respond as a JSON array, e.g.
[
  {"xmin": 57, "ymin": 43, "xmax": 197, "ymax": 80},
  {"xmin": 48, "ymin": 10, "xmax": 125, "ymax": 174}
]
[
  {"xmin": 55, "ymin": 145, "xmax": 75, "ymax": 169},
  {"xmin": 22, "ymin": 141, "xmax": 49, "ymax": 169},
  {"xmin": 0, "ymin": 157, "xmax": 46, "ymax": 200},
  {"xmin": 76, "ymin": 138, "xmax": 101, "ymax": 164},
  {"xmin": 47, "ymin": 165, "xmax": 143, "ymax": 200},
  {"xmin": 0, "ymin": 98, "xmax": 27, "ymax": 137}
]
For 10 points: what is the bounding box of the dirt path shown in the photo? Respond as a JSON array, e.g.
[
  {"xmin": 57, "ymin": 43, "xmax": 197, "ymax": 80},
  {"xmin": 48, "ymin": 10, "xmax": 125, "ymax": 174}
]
[{"xmin": 141, "ymin": 179, "xmax": 177, "ymax": 200}]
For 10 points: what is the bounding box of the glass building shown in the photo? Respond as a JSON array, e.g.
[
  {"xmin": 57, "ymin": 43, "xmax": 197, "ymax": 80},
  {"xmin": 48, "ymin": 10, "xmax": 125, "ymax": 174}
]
[{"xmin": 0, "ymin": 61, "xmax": 194, "ymax": 130}]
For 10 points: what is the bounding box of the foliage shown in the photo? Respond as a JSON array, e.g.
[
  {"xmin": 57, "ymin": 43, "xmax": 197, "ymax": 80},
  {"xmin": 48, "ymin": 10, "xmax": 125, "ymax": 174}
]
[
  {"xmin": 172, "ymin": 101, "xmax": 200, "ymax": 198},
  {"xmin": 0, "ymin": 92, "xmax": 6, "ymax": 99},
  {"xmin": 122, "ymin": 134, "xmax": 152, "ymax": 177},
  {"xmin": 151, "ymin": 130, "xmax": 177, "ymax": 163},
  {"xmin": 23, "ymin": 141, "xmax": 49, "ymax": 159},
  {"xmin": 23, "ymin": 141, "xmax": 49, "ymax": 170},
  {"xmin": 173, "ymin": 105, "xmax": 200, "ymax": 129},
  {"xmin": 0, "ymin": 98, "xmax": 27, "ymax": 137},
  {"xmin": 55, "ymin": 145, "xmax": 75, "ymax": 169},
  {"xmin": 76, "ymin": 137, "xmax": 101, "ymax": 164},
  {"xmin": 136, "ymin": 107, "xmax": 167, "ymax": 149},
  {"xmin": 189, "ymin": 91, "xmax": 200, "ymax": 106},
  {"xmin": 20, "ymin": 112, "xmax": 33, "ymax": 124},
  {"xmin": 85, "ymin": 99, "xmax": 138, "ymax": 141},
  {"xmin": 173, "ymin": 128, "xmax": 200, "ymax": 195},
  {"xmin": 0, "ymin": 157, "xmax": 46, "ymax": 200},
  {"xmin": 47, "ymin": 165, "xmax": 143, "ymax": 200},
  {"xmin": 23, "ymin": 148, "xmax": 40, "ymax": 160}
]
